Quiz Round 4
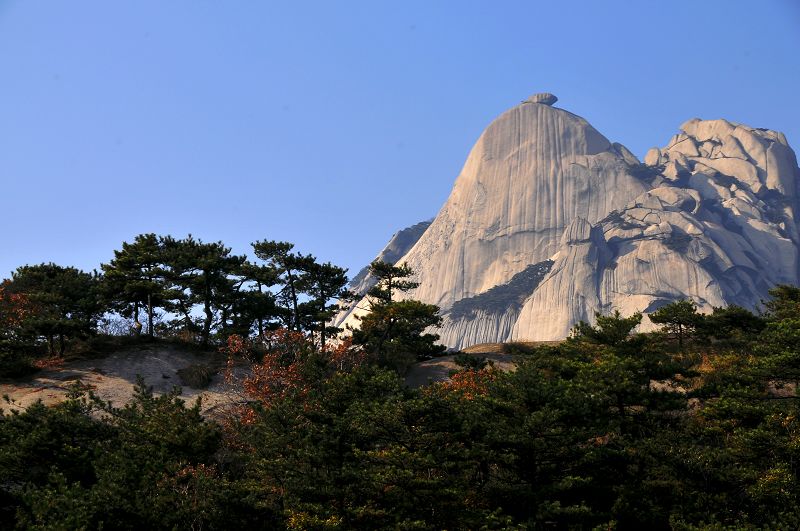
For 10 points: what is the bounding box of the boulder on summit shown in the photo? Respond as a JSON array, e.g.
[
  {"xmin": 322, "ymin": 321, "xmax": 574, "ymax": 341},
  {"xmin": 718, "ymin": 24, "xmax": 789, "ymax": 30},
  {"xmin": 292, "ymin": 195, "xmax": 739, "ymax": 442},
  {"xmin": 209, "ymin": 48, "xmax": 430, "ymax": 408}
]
[{"xmin": 525, "ymin": 92, "xmax": 558, "ymax": 105}]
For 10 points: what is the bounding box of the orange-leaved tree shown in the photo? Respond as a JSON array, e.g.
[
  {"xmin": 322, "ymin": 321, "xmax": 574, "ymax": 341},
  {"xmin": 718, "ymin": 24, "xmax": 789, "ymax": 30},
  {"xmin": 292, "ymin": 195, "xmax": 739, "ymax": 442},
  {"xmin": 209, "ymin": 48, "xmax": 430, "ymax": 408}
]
[
  {"xmin": 0, "ymin": 279, "xmax": 36, "ymax": 342},
  {"xmin": 437, "ymin": 364, "xmax": 498, "ymax": 400},
  {"xmin": 223, "ymin": 328, "xmax": 366, "ymax": 419}
]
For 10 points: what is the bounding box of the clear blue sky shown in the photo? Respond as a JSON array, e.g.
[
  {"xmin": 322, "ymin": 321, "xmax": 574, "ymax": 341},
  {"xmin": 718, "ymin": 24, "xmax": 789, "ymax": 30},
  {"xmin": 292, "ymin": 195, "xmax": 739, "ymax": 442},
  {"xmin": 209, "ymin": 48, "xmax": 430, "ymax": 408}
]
[{"xmin": 1, "ymin": 1, "xmax": 799, "ymax": 279}]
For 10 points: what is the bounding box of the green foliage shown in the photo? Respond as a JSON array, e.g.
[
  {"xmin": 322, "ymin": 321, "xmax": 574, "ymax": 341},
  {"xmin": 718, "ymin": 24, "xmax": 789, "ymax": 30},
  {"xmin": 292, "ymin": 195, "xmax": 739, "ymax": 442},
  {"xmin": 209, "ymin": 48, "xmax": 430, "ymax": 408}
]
[
  {"xmin": 649, "ymin": 299, "xmax": 702, "ymax": 348},
  {"xmin": 364, "ymin": 259, "xmax": 418, "ymax": 303},
  {"xmin": 300, "ymin": 260, "xmax": 351, "ymax": 349},
  {"xmin": 453, "ymin": 353, "xmax": 488, "ymax": 371},
  {"xmin": 250, "ymin": 240, "xmax": 350, "ymax": 347},
  {"xmin": 2, "ymin": 234, "xmax": 352, "ymax": 354},
  {"xmin": 1, "ymin": 379, "xmax": 256, "ymax": 529},
  {"xmin": 2, "ymin": 290, "xmax": 800, "ymax": 528},
  {"xmin": 699, "ymin": 304, "xmax": 766, "ymax": 343},
  {"xmin": 756, "ymin": 287, "xmax": 800, "ymax": 382},
  {"xmin": 100, "ymin": 234, "xmax": 320, "ymax": 346},
  {"xmin": 161, "ymin": 235, "xmax": 248, "ymax": 346},
  {"xmin": 251, "ymin": 239, "xmax": 316, "ymax": 332},
  {"xmin": 233, "ymin": 366, "xmax": 513, "ymax": 529},
  {"xmin": 0, "ymin": 350, "xmax": 37, "ymax": 378},
  {"xmin": 352, "ymin": 260, "xmax": 445, "ymax": 374},
  {"xmin": 7, "ymin": 263, "xmax": 102, "ymax": 356},
  {"xmin": 101, "ymin": 233, "xmax": 171, "ymax": 337},
  {"xmin": 572, "ymin": 309, "xmax": 642, "ymax": 346},
  {"xmin": 763, "ymin": 284, "xmax": 800, "ymax": 321},
  {"xmin": 237, "ymin": 259, "xmax": 280, "ymax": 337}
]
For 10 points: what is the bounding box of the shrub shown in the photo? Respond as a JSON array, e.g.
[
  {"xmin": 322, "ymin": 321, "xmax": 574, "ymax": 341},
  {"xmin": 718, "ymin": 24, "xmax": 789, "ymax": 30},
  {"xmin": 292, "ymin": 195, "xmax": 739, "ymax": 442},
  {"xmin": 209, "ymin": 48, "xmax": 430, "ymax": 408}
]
[
  {"xmin": 0, "ymin": 349, "xmax": 37, "ymax": 378},
  {"xmin": 177, "ymin": 364, "xmax": 215, "ymax": 389}
]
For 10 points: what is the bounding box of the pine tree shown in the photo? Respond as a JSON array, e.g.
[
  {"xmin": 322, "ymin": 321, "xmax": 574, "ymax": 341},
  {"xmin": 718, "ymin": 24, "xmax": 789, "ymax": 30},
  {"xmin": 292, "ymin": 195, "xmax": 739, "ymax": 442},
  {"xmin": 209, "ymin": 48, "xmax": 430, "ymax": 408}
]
[
  {"xmin": 648, "ymin": 300, "xmax": 702, "ymax": 348},
  {"xmin": 161, "ymin": 236, "xmax": 246, "ymax": 346},
  {"xmin": 231, "ymin": 260, "xmax": 280, "ymax": 337},
  {"xmin": 352, "ymin": 260, "xmax": 444, "ymax": 374},
  {"xmin": 101, "ymin": 234, "xmax": 170, "ymax": 337},
  {"xmin": 572, "ymin": 309, "xmax": 643, "ymax": 346},
  {"xmin": 251, "ymin": 240, "xmax": 315, "ymax": 332},
  {"xmin": 8, "ymin": 264, "xmax": 101, "ymax": 356},
  {"xmin": 302, "ymin": 261, "xmax": 350, "ymax": 350}
]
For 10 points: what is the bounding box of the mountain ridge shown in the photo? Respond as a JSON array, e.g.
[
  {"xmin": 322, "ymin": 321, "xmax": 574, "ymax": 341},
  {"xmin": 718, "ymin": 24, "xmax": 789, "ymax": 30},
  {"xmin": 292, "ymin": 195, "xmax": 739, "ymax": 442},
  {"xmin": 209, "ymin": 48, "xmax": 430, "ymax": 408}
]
[{"xmin": 337, "ymin": 94, "xmax": 800, "ymax": 349}]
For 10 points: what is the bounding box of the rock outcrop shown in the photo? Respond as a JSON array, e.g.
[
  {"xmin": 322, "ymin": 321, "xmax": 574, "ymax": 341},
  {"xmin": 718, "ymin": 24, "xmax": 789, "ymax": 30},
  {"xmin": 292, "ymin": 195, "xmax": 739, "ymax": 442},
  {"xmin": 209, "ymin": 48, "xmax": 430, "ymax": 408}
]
[{"xmin": 338, "ymin": 95, "xmax": 800, "ymax": 349}]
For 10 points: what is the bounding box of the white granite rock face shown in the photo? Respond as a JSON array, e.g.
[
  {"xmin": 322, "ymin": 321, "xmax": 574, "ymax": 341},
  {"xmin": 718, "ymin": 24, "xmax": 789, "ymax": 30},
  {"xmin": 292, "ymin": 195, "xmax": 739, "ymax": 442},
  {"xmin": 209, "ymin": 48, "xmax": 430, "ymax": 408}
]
[{"xmin": 337, "ymin": 96, "xmax": 800, "ymax": 349}]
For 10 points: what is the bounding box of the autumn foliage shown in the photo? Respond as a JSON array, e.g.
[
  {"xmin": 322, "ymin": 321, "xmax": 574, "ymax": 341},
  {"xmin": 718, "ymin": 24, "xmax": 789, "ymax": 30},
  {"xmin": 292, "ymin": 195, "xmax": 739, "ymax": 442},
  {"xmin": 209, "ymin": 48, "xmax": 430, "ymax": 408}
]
[
  {"xmin": 0, "ymin": 280, "xmax": 35, "ymax": 333},
  {"xmin": 223, "ymin": 329, "xmax": 366, "ymax": 418},
  {"xmin": 437, "ymin": 365, "xmax": 497, "ymax": 399},
  {"xmin": 244, "ymin": 329, "xmax": 315, "ymax": 409}
]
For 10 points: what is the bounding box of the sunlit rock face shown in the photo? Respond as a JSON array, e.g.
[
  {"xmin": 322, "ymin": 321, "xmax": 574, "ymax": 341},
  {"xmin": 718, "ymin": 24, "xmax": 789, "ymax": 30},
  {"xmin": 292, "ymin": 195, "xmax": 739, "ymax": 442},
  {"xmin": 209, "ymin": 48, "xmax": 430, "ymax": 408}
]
[{"xmin": 337, "ymin": 96, "xmax": 800, "ymax": 349}]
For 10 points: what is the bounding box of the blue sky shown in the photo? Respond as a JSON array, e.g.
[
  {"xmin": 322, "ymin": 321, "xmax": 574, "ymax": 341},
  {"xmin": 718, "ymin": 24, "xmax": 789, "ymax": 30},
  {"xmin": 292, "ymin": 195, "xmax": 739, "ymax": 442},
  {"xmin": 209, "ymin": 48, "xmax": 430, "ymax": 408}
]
[{"xmin": 1, "ymin": 1, "xmax": 799, "ymax": 279}]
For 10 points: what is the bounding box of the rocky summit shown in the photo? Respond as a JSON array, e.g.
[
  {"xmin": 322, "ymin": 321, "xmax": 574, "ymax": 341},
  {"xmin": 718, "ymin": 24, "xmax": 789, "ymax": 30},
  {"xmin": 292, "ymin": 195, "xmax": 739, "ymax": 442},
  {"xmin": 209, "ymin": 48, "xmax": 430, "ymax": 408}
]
[{"xmin": 337, "ymin": 94, "xmax": 800, "ymax": 349}]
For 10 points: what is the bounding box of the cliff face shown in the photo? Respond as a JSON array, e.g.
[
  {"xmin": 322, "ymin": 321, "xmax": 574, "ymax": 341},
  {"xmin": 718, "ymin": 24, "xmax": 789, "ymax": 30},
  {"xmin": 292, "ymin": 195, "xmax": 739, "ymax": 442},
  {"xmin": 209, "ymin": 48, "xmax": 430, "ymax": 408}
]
[{"xmin": 338, "ymin": 95, "xmax": 800, "ymax": 349}]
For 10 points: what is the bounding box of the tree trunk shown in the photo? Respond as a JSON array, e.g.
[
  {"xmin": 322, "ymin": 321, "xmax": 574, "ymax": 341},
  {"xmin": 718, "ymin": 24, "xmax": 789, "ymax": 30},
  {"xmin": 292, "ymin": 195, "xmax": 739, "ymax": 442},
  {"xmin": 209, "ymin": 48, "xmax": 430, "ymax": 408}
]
[
  {"xmin": 133, "ymin": 301, "xmax": 140, "ymax": 335},
  {"xmin": 203, "ymin": 307, "xmax": 213, "ymax": 346},
  {"xmin": 147, "ymin": 292, "xmax": 154, "ymax": 337},
  {"xmin": 617, "ymin": 395, "xmax": 626, "ymax": 421},
  {"xmin": 286, "ymin": 269, "xmax": 299, "ymax": 331},
  {"xmin": 58, "ymin": 333, "xmax": 65, "ymax": 357},
  {"xmin": 202, "ymin": 281, "xmax": 213, "ymax": 347},
  {"xmin": 220, "ymin": 307, "xmax": 229, "ymax": 334},
  {"xmin": 177, "ymin": 299, "xmax": 195, "ymax": 331},
  {"xmin": 256, "ymin": 281, "xmax": 265, "ymax": 338}
]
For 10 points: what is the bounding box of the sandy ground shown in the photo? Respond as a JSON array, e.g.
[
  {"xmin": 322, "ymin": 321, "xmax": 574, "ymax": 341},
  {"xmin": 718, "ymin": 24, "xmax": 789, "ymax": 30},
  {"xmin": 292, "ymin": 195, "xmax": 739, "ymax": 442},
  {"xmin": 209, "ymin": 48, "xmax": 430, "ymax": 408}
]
[
  {"xmin": 0, "ymin": 345, "xmax": 245, "ymax": 416},
  {"xmin": 1, "ymin": 342, "xmax": 553, "ymax": 414}
]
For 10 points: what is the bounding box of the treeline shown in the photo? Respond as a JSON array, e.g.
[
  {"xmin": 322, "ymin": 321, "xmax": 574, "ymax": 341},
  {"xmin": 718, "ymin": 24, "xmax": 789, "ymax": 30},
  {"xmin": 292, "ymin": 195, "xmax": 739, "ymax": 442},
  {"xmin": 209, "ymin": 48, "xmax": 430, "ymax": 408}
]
[
  {"xmin": 1, "ymin": 237, "xmax": 800, "ymax": 528},
  {"xmin": 0, "ymin": 234, "xmax": 357, "ymax": 375}
]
